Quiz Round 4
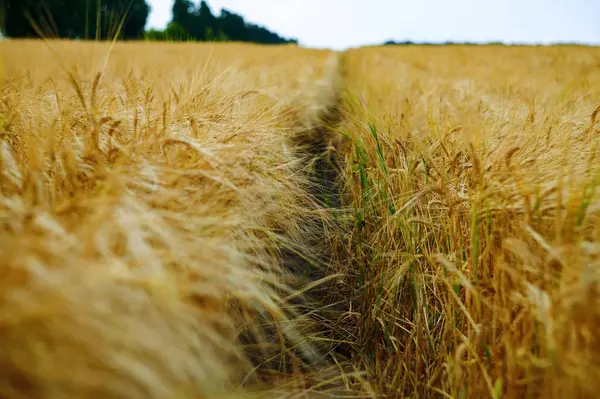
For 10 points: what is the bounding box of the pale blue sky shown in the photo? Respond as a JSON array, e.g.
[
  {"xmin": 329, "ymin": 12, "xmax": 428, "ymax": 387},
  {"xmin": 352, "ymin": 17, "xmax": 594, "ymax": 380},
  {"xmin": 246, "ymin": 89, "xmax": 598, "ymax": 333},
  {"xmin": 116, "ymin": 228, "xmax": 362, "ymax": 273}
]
[{"xmin": 146, "ymin": 0, "xmax": 600, "ymax": 50}]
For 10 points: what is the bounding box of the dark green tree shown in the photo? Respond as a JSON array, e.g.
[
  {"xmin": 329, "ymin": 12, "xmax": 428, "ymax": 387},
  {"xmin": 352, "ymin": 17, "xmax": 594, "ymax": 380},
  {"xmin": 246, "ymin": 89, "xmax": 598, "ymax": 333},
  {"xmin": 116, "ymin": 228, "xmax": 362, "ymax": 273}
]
[
  {"xmin": 163, "ymin": 21, "xmax": 189, "ymax": 41},
  {"xmin": 158, "ymin": 1, "xmax": 297, "ymax": 44},
  {"xmin": 171, "ymin": 0, "xmax": 220, "ymax": 41},
  {"xmin": 1, "ymin": 0, "xmax": 150, "ymax": 40},
  {"xmin": 216, "ymin": 8, "xmax": 296, "ymax": 44},
  {"xmin": 120, "ymin": 0, "xmax": 150, "ymax": 39},
  {"xmin": 193, "ymin": 0, "xmax": 217, "ymax": 40},
  {"xmin": 2, "ymin": 0, "xmax": 63, "ymax": 38},
  {"xmin": 144, "ymin": 21, "xmax": 190, "ymax": 41},
  {"xmin": 171, "ymin": 0, "xmax": 194, "ymax": 33},
  {"xmin": 216, "ymin": 9, "xmax": 245, "ymax": 42}
]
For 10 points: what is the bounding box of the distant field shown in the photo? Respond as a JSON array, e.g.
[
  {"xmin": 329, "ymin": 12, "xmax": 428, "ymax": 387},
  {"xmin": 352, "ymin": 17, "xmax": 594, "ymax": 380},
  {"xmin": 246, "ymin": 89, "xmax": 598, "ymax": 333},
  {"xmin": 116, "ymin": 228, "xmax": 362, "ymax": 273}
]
[{"xmin": 1, "ymin": 41, "xmax": 599, "ymax": 399}]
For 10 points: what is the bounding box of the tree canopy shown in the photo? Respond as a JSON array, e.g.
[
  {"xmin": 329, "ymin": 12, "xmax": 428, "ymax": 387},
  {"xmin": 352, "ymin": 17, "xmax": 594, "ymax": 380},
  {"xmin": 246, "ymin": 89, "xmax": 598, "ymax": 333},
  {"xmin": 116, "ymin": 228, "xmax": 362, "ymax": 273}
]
[
  {"xmin": 161, "ymin": 0, "xmax": 297, "ymax": 44},
  {"xmin": 2, "ymin": 0, "xmax": 150, "ymax": 40},
  {"xmin": 1, "ymin": 0, "xmax": 297, "ymax": 45}
]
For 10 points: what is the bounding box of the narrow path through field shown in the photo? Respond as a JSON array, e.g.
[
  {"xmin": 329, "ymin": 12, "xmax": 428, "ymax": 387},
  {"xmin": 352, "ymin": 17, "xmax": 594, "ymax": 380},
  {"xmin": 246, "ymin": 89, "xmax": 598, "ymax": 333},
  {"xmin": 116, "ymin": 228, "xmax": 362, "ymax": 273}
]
[{"xmin": 269, "ymin": 52, "xmax": 376, "ymax": 396}]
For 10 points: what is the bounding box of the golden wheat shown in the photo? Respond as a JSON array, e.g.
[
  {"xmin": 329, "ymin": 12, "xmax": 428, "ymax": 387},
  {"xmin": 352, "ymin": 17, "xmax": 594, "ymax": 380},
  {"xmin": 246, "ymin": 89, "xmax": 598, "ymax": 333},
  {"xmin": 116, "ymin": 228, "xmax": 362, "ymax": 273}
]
[
  {"xmin": 337, "ymin": 45, "xmax": 600, "ymax": 398},
  {"xmin": 0, "ymin": 39, "xmax": 340, "ymax": 398},
  {"xmin": 3, "ymin": 38, "xmax": 600, "ymax": 399}
]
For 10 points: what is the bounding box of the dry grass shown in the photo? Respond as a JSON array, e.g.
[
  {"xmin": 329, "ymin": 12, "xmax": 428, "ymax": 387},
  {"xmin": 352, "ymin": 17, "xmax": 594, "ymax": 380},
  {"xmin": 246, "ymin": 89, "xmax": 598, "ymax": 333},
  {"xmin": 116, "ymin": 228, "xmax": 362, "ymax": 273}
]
[
  {"xmin": 0, "ymin": 39, "xmax": 341, "ymax": 398},
  {"xmin": 336, "ymin": 45, "xmax": 600, "ymax": 398}
]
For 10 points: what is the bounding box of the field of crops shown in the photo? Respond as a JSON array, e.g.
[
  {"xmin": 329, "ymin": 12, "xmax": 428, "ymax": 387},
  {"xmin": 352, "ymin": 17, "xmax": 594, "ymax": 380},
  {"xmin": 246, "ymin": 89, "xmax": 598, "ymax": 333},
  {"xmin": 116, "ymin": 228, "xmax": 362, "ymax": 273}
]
[
  {"xmin": 1, "ymin": 40, "xmax": 599, "ymax": 398},
  {"xmin": 339, "ymin": 45, "xmax": 600, "ymax": 398}
]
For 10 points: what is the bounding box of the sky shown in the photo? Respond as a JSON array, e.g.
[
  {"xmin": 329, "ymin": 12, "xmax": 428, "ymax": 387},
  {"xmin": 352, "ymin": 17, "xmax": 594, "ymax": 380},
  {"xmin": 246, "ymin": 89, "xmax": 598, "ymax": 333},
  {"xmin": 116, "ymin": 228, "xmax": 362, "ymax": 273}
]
[{"xmin": 146, "ymin": 0, "xmax": 600, "ymax": 50}]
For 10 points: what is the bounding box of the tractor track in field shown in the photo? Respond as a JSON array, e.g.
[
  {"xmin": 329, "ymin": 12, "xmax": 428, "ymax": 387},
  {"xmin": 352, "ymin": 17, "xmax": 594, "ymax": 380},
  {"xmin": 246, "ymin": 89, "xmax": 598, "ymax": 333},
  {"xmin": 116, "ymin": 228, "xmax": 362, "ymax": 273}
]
[
  {"xmin": 266, "ymin": 53, "xmax": 367, "ymax": 395},
  {"xmin": 236, "ymin": 53, "xmax": 358, "ymax": 395}
]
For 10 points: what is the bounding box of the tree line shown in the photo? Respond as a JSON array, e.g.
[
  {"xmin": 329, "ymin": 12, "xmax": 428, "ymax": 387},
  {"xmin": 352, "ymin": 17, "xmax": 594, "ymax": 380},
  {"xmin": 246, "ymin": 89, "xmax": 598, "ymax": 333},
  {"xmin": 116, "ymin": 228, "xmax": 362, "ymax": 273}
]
[
  {"xmin": 1, "ymin": 0, "xmax": 150, "ymax": 40},
  {"xmin": 0, "ymin": 0, "xmax": 297, "ymax": 45},
  {"xmin": 384, "ymin": 40, "xmax": 506, "ymax": 46},
  {"xmin": 146, "ymin": 0, "xmax": 296, "ymax": 44}
]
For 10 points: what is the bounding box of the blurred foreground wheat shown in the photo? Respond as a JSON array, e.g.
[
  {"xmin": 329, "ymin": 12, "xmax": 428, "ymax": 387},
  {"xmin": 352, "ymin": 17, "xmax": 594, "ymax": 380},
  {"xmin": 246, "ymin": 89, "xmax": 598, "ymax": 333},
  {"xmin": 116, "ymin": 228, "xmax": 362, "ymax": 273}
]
[{"xmin": 0, "ymin": 40, "xmax": 341, "ymax": 398}]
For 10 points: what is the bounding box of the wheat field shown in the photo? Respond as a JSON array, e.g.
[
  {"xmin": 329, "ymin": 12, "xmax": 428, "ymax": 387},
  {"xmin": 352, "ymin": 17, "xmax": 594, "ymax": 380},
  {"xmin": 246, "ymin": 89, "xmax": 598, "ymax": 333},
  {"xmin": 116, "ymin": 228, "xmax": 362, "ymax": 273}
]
[
  {"xmin": 337, "ymin": 45, "xmax": 600, "ymax": 398},
  {"xmin": 1, "ymin": 40, "xmax": 599, "ymax": 398},
  {"xmin": 0, "ymin": 40, "xmax": 343, "ymax": 398}
]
